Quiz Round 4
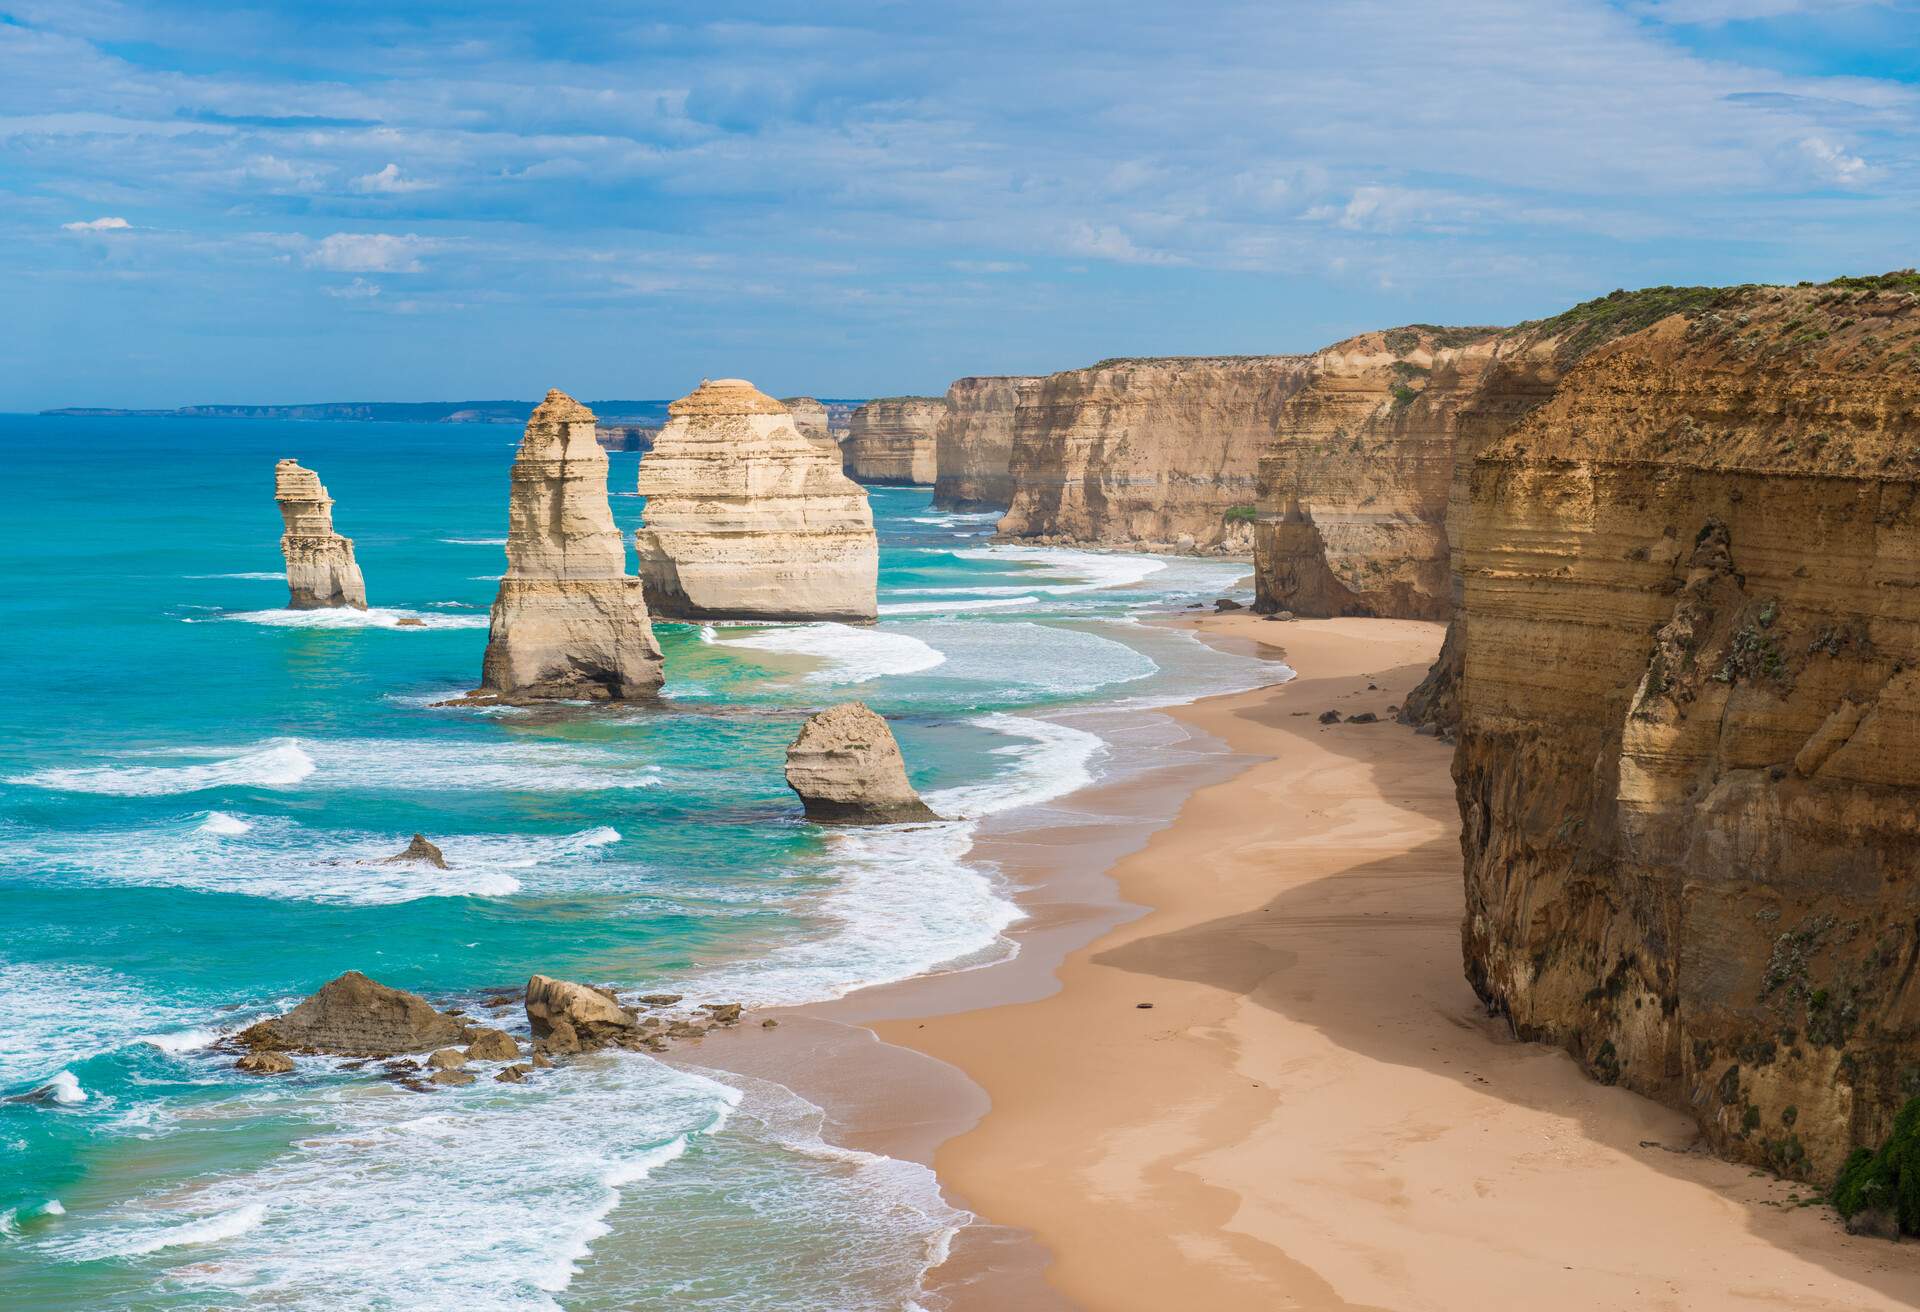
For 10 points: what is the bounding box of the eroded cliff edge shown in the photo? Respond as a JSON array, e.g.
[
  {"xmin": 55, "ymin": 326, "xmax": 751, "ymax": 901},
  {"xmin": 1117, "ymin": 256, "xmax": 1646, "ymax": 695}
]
[
  {"xmin": 1453, "ymin": 275, "xmax": 1920, "ymax": 1180},
  {"xmin": 933, "ymin": 375, "xmax": 1036, "ymax": 511},
  {"xmin": 845, "ymin": 396, "xmax": 945, "ymax": 486}
]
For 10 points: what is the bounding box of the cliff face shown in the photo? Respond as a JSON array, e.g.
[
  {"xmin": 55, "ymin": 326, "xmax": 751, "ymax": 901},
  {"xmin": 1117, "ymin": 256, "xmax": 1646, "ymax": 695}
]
[
  {"xmin": 778, "ymin": 397, "xmax": 836, "ymax": 453},
  {"xmin": 1453, "ymin": 278, "xmax": 1920, "ymax": 1180},
  {"xmin": 1253, "ymin": 329, "xmax": 1500, "ymax": 618},
  {"xmin": 932, "ymin": 376, "xmax": 1037, "ymax": 510},
  {"xmin": 634, "ymin": 378, "xmax": 878, "ymax": 622},
  {"xmin": 1000, "ymin": 356, "xmax": 1314, "ymax": 553},
  {"xmin": 274, "ymin": 459, "xmax": 367, "ymax": 609},
  {"xmin": 478, "ymin": 390, "xmax": 663, "ymax": 702},
  {"xmin": 845, "ymin": 396, "xmax": 946, "ymax": 485}
]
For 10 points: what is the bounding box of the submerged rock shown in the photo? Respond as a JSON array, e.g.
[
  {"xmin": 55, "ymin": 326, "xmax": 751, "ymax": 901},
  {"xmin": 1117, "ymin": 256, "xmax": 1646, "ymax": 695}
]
[
  {"xmin": 274, "ymin": 459, "xmax": 367, "ymax": 610},
  {"xmin": 477, "ymin": 390, "xmax": 663, "ymax": 702},
  {"xmin": 633, "ymin": 378, "xmax": 879, "ymax": 622},
  {"xmin": 464, "ymin": 1029, "xmax": 519, "ymax": 1062},
  {"xmin": 236, "ymin": 970, "xmax": 463, "ymax": 1057},
  {"xmin": 426, "ymin": 1047, "xmax": 467, "ymax": 1071},
  {"xmin": 784, "ymin": 702, "xmax": 938, "ymax": 824},
  {"xmin": 235, "ymin": 1051, "xmax": 294, "ymax": 1076},
  {"xmin": 379, "ymin": 834, "xmax": 449, "ymax": 869},
  {"xmin": 429, "ymin": 1069, "xmax": 476, "ymax": 1088},
  {"xmin": 524, "ymin": 974, "xmax": 634, "ymax": 1051}
]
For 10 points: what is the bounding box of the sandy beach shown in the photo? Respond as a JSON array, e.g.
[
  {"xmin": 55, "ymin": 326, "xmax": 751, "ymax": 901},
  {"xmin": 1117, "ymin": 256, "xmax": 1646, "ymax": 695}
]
[{"xmin": 852, "ymin": 614, "xmax": 1920, "ymax": 1312}]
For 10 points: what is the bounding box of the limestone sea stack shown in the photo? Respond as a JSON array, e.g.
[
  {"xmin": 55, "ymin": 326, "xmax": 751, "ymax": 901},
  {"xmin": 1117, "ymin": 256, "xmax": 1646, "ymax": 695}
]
[
  {"xmin": 274, "ymin": 459, "xmax": 367, "ymax": 609},
  {"xmin": 633, "ymin": 378, "xmax": 878, "ymax": 622},
  {"xmin": 477, "ymin": 390, "xmax": 663, "ymax": 702},
  {"xmin": 844, "ymin": 396, "xmax": 946, "ymax": 485},
  {"xmin": 778, "ymin": 396, "xmax": 836, "ymax": 453},
  {"xmin": 933, "ymin": 375, "xmax": 1039, "ymax": 511},
  {"xmin": 784, "ymin": 702, "xmax": 937, "ymax": 824}
]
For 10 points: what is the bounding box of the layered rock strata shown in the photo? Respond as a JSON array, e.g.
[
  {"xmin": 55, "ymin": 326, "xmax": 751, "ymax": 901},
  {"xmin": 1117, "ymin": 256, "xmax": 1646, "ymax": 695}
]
[
  {"xmin": 633, "ymin": 378, "xmax": 878, "ymax": 622},
  {"xmin": 845, "ymin": 396, "xmax": 946, "ymax": 485},
  {"xmin": 274, "ymin": 459, "xmax": 367, "ymax": 609},
  {"xmin": 1452, "ymin": 277, "xmax": 1920, "ymax": 1180},
  {"xmin": 933, "ymin": 375, "xmax": 1038, "ymax": 510},
  {"xmin": 477, "ymin": 390, "xmax": 663, "ymax": 702},
  {"xmin": 1000, "ymin": 356, "xmax": 1315, "ymax": 553},
  {"xmin": 1253, "ymin": 329, "xmax": 1499, "ymax": 618},
  {"xmin": 237, "ymin": 971, "xmax": 463, "ymax": 1056},
  {"xmin": 785, "ymin": 701, "xmax": 937, "ymax": 823}
]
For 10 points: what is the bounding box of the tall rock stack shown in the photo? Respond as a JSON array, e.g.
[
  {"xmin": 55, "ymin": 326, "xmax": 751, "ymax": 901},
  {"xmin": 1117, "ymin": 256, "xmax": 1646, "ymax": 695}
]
[
  {"xmin": 477, "ymin": 390, "xmax": 663, "ymax": 702},
  {"xmin": 844, "ymin": 396, "xmax": 946, "ymax": 485},
  {"xmin": 778, "ymin": 397, "xmax": 836, "ymax": 454},
  {"xmin": 274, "ymin": 459, "xmax": 368, "ymax": 610},
  {"xmin": 633, "ymin": 378, "xmax": 878, "ymax": 622},
  {"xmin": 933, "ymin": 375, "xmax": 1038, "ymax": 511}
]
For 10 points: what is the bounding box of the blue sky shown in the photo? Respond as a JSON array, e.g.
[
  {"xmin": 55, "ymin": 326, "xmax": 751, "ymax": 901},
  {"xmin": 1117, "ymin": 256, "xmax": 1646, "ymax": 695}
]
[{"xmin": 2, "ymin": 0, "xmax": 1916, "ymax": 408}]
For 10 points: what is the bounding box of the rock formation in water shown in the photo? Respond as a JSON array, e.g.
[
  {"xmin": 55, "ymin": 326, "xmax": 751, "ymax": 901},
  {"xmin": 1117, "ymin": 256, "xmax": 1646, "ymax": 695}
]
[
  {"xmin": 477, "ymin": 390, "xmax": 663, "ymax": 702},
  {"xmin": 633, "ymin": 378, "xmax": 878, "ymax": 622},
  {"xmin": 236, "ymin": 970, "xmax": 464, "ymax": 1056},
  {"xmin": 844, "ymin": 396, "xmax": 946, "ymax": 485},
  {"xmin": 933, "ymin": 375, "xmax": 1038, "ymax": 510},
  {"xmin": 274, "ymin": 459, "xmax": 367, "ymax": 609},
  {"xmin": 784, "ymin": 701, "xmax": 937, "ymax": 824},
  {"xmin": 380, "ymin": 834, "xmax": 449, "ymax": 869},
  {"xmin": 1451, "ymin": 275, "xmax": 1920, "ymax": 1181},
  {"xmin": 779, "ymin": 396, "xmax": 836, "ymax": 453},
  {"xmin": 525, "ymin": 974, "xmax": 635, "ymax": 1054},
  {"xmin": 1252, "ymin": 328, "xmax": 1500, "ymax": 619},
  {"xmin": 1000, "ymin": 356, "xmax": 1315, "ymax": 553}
]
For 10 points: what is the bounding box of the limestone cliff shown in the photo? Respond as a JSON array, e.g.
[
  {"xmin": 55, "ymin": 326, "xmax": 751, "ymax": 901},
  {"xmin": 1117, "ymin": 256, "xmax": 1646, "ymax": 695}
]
[
  {"xmin": 477, "ymin": 390, "xmax": 663, "ymax": 702},
  {"xmin": 1000, "ymin": 356, "xmax": 1315, "ymax": 553},
  {"xmin": 1452, "ymin": 275, "xmax": 1920, "ymax": 1180},
  {"xmin": 1253, "ymin": 329, "xmax": 1500, "ymax": 618},
  {"xmin": 785, "ymin": 702, "xmax": 937, "ymax": 824},
  {"xmin": 779, "ymin": 397, "xmax": 835, "ymax": 453},
  {"xmin": 633, "ymin": 378, "xmax": 878, "ymax": 622},
  {"xmin": 933, "ymin": 375, "xmax": 1038, "ymax": 510},
  {"xmin": 274, "ymin": 459, "xmax": 367, "ymax": 609},
  {"xmin": 845, "ymin": 396, "xmax": 945, "ymax": 485}
]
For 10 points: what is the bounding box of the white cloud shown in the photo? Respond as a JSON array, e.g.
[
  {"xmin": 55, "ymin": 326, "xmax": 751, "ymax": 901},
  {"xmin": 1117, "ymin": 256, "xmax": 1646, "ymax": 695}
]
[
  {"xmin": 1797, "ymin": 135, "xmax": 1873, "ymax": 186},
  {"xmin": 352, "ymin": 162, "xmax": 429, "ymax": 194},
  {"xmin": 1064, "ymin": 223, "xmax": 1186, "ymax": 266},
  {"xmin": 304, "ymin": 232, "xmax": 433, "ymax": 273},
  {"xmin": 60, "ymin": 216, "xmax": 129, "ymax": 231},
  {"xmin": 321, "ymin": 277, "xmax": 382, "ymax": 299}
]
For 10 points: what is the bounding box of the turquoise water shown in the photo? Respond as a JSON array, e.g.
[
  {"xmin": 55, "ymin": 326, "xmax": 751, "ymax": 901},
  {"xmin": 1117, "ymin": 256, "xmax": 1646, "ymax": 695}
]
[{"xmin": 0, "ymin": 415, "xmax": 1263, "ymax": 1310}]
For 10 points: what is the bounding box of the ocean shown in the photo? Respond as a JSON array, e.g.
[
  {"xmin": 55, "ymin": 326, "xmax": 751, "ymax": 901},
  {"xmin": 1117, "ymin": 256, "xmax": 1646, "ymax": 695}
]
[{"xmin": 0, "ymin": 414, "xmax": 1270, "ymax": 1310}]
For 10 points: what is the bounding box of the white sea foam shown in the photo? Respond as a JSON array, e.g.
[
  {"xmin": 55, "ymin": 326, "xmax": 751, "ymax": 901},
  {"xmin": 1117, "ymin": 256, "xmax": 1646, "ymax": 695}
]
[
  {"xmin": 925, "ymin": 714, "xmax": 1107, "ymax": 820},
  {"xmin": 11, "ymin": 741, "xmax": 315, "ymax": 796},
  {"xmin": 46, "ymin": 1071, "xmax": 87, "ymax": 1104},
  {"xmin": 953, "ymin": 543, "xmax": 1169, "ymax": 593},
  {"xmin": 198, "ymin": 811, "xmax": 252, "ymax": 835},
  {"xmin": 441, "ymin": 537, "xmax": 507, "ymax": 545},
  {"xmin": 12, "ymin": 738, "xmax": 658, "ymax": 798},
  {"xmin": 138, "ymin": 1029, "xmax": 219, "ymax": 1055},
  {"xmin": 216, "ymin": 607, "xmax": 489, "ymax": 630},
  {"xmin": 186, "ymin": 571, "xmax": 285, "ymax": 581},
  {"xmin": 3, "ymin": 817, "xmax": 625, "ymax": 905},
  {"xmin": 0, "ymin": 961, "xmax": 192, "ymax": 1093},
  {"xmin": 718, "ymin": 622, "xmax": 946, "ymax": 684},
  {"xmin": 894, "ymin": 619, "xmax": 1157, "ymax": 700},
  {"xmin": 876, "ymin": 594, "xmax": 1040, "ymax": 616},
  {"xmin": 63, "ymin": 1203, "xmax": 267, "ymax": 1259}
]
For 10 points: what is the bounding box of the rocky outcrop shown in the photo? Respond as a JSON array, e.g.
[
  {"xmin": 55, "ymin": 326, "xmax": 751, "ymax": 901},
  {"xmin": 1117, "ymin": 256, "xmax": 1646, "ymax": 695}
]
[
  {"xmin": 380, "ymin": 834, "xmax": 448, "ymax": 869},
  {"xmin": 477, "ymin": 390, "xmax": 664, "ymax": 702},
  {"xmin": 779, "ymin": 397, "xmax": 836, "ymax": 453},
  {"xmin": 784, "ymin": 702, "xmax": 937, "ymax": 824},
  {"xmin": 1451, "ymin": 276, "xmax": 1920, "ymax": 1181},
  {"xmin": 525, "ymin": 974, "xmax": 634, "ymax": 1054},
  {"xmin": 933, "ymin": 376, "xmax": 1038, "ymax": 510},
  {"xmin": 237, "ymin": 971, "xmax": 463, "ymax": 1056},
  {"xmin": 1253, "ymin": 329, "xmax": 1500, "ymax": 618},
  {"xmin": 274, "ymin": 459, "xmax": 367, "ymax": 609},
  {"xmin": 633, "ymin": 378, "xmax": 878, "ymax": 622},
  {"xmin": 1000, "ymin": 356, "xmax": 1315, "ymax": 553},
  {"xmin": 845, "ymin": 396, "xmax": 946, "ymax": 485}
]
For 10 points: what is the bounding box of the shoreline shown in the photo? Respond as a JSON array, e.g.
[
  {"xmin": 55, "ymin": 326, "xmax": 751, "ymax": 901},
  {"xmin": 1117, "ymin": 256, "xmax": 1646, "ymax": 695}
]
[{"xmin": 695, "ymin": 613, "xmax": 1920, "ymax": 1311}]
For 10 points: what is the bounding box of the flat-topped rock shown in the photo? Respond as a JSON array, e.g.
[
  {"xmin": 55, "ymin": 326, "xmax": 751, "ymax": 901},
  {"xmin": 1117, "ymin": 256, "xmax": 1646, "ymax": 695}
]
[
  {"xmin": 237, "ymin": 970, "xmax": 463, "ymax": 1057},
  {"xmin": 477, "ymin": 389, "xmax": 663, "ymax": 702},
  {"xmin": 274, "ymin": 459, "xmax": 367, "ymax": 609},
  {"xmin": 785, "ymin": 702, "xmax": 938, "ymax": 824},
  {"xmin": 633, "ymin": 378, "xmax": 878, "ymax": 622},
  {"xmin": 525, "ymin": 974, "xmax": 635, "ymax": 1051}
]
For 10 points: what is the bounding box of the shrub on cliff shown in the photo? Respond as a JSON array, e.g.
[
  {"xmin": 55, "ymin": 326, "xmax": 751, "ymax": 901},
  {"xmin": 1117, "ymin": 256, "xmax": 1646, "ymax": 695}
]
[{"xmin": 1832, "ymin": 1096, "xmax": 1920, "ymax": 1234}]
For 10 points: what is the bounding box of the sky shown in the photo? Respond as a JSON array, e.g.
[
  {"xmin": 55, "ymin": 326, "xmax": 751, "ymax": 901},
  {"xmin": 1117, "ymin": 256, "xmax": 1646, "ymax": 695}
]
[{"xmin": 1, "ymin": 0, "xmax": 1917, "ymax": 409}]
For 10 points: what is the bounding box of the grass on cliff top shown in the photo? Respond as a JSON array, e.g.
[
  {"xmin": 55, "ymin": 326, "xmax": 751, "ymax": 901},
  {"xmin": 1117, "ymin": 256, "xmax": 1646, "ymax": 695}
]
[
  {"xmin": 1509, "ymin": 283, "xmax": 1747, "ymax": 360},
  {"xmin": 1383, "ymin": 324, "xmax": 1503, "ymax": 355},
  {"xmin": 1833, "ymin": 1096, "xmax": 1920, "ymax": 1233},
  {"xmin": 1818, "ymin": 268, "xmax": 1920, "ymax": 294}
]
